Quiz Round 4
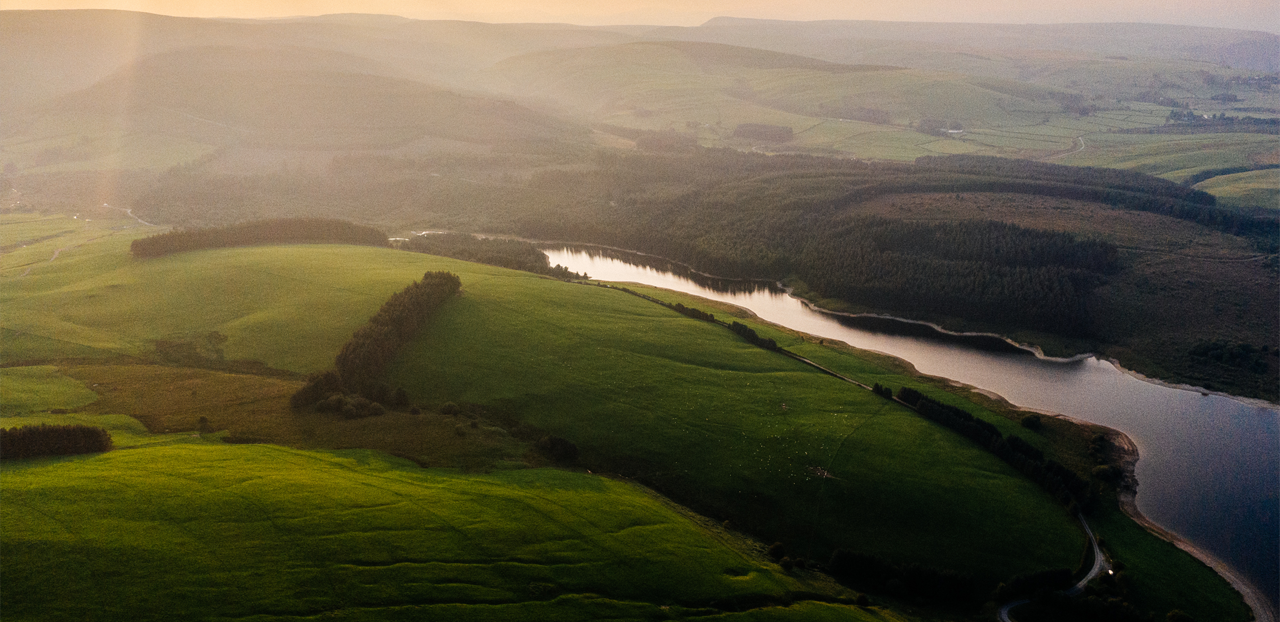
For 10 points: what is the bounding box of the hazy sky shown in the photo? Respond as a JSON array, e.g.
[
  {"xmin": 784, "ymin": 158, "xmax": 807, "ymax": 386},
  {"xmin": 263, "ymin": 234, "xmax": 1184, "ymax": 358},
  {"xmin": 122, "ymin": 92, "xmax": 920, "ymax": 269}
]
[{"xmin": 7, "ymin": 0, "xmax": 1279, "ymax": 33}]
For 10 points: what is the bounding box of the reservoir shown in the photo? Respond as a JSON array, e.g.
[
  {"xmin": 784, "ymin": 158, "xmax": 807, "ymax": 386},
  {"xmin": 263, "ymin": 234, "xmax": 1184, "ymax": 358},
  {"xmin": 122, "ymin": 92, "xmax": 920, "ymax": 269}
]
[{"xmin": 544, "ymin": 246, "xmax": 1279, "ymax": 610}]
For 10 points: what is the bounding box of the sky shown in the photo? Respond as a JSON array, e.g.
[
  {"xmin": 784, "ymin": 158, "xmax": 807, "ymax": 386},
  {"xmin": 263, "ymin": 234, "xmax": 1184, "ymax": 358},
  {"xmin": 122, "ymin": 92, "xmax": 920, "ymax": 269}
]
[{"xmin": 6, "ymin": 0, "xmax": 1279, "ymax": 33}]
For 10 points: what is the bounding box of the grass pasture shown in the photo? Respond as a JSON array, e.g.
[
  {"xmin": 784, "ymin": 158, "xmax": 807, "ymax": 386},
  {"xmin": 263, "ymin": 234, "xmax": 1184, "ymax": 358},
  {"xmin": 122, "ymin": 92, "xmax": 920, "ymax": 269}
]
[
  {"xmin": 1194, "ymin": 168, "xmax": 1280, "ymax": 209},
  {"xmin": 0, "ymin": 224, "xmax": 1088, "ymax": 584},
  {"xmin": 1059, "ymin": 132, "xmax": 1280, "ymax": 181},
  {"xmin": 0, "ymin": 365, "xmax": 99, "ymax": 414},
  {"xmin": 388, "ymin": 274, "xmax": 1086, "ymax": 583},
  {"xmin": 1, "ymin": 227, "xmax": 1252, "ymax": 619},
  {"xmin": 55, "ymin": 364, "xmax": 527, "ymax": 469},
  {"xmin": 0, "ymin": 215, "xmax": 513, "ymax": 373},
  {"xmin": 3, "ymin": 441, "xmax": 896, "ymax": 622}
]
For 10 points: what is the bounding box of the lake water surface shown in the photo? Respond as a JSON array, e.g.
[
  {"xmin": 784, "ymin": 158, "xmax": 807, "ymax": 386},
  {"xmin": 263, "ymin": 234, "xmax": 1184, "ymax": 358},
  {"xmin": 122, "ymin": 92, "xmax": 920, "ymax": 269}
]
[{"xmin": 545, "ymin": 246, "xmax": 1279, "ymax": 609}]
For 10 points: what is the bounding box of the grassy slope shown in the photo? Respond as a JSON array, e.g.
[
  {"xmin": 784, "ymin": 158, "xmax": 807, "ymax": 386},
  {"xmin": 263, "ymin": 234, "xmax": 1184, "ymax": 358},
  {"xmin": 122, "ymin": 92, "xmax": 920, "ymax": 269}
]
[
  {"xmin": 1, "ymin": 215, "xmax": 477, "ymax": 372},
  {"xmin": 1, "ymin": 217, "xmax": 1084, "ymax": 584},
  {"xmin": 2, "ymin": 439, "xmax": 889, "ymax": 621},
  {"xmin": 0, "ymin": 364, "xmax": 99, "ymax": 413},
  {"xmin": 56, "ymin": 363, "xmax": 529, "ymax": 470},
  {"xmin": 561, "ymin": 285, "xmax": 1256, "ymax": 622},
  {"xmin": 387, "ymin": 272, "xmax": 1084, "ymax": 583},
  {"xmin": 1059, "ymin": 132, "xmax": 1279, "ymax": 182},
  {"xmin": 482, "ymin": 42, "xmax": 1072, "ymax": 160},
  {"xmin": 1194, "ymin": 168, "xmax": 1280, "ymax": 210},
  {"xmin": 0, "ymin": 367, "xmax": 892, "ymax": 621},
  {"xmin": 1, "ymin": 44, "xmax": 584, "ymax": 174},
  {"xmin": 2, "ymin": 224, "xmax": 1249, "ymax": 619},
  {"xmin": 481, "ymin": 39, "xmax": 1277, "ymax": 175}
]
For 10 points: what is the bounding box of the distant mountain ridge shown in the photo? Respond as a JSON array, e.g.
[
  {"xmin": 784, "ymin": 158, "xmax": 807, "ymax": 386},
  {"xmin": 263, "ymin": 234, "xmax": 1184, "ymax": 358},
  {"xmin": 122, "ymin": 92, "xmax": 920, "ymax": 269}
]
[{"xmin": 666, "ymin": 17, "xmax": 1280, "ymax": 72}]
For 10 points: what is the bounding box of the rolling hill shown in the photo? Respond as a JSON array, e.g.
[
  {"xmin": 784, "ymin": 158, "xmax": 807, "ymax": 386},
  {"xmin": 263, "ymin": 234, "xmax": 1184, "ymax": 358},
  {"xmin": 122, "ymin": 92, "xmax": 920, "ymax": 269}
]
[
  {"xmin": 0, "ymin": 214, "xmax": 1256, "ymax": 621},
  {"xmin": 1, "ymin": 411, "xmax": 874, "ymax": 621},
  {"xmin": 0, "ymin": 44, "xmax": 586, "ymax": 173},
  {"xmin": 0, "ymin": 9, "xmax": 638, "ymax": 111}
]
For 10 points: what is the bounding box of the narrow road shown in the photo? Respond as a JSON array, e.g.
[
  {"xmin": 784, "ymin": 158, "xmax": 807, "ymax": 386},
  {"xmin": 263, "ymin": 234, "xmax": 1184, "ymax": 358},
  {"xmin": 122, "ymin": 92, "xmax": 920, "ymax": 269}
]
[
  {"xmin": 108, "ymin": 206, "xmax": 159, "ymax": 227},
  {"xmin": 1067, "ymin": 512, "xmax": 1110, "ymax": 595},
  {"xmin": 998, "ymin": 512, "xmax": 1109, "ymax": 621},
  {"xmin": 1042, "ymin": 136, "xmax": 1086, "ymax": 161},
  {"xmin": 999, "ymin": 600, "xmax": 1030, "ymax": 622}
]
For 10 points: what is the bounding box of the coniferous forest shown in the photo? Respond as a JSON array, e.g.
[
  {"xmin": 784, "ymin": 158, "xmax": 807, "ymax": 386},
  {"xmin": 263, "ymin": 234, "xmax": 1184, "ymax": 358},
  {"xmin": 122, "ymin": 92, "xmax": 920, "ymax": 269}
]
[
  {"xmin": 122, "ymin": 147, "xmax": 1280, "ymax": 399},
  {"xmin": 292, "ymin": 271, "xmax": 462, "ymax": 408}
]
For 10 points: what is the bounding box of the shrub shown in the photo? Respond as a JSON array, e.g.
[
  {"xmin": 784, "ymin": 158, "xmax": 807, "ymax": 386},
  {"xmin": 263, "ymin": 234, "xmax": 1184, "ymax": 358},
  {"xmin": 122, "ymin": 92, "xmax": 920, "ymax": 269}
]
[
  {"xmin": 291, "ymin": 370, "xmax": 344, "ymax": 409},
  {"xmin": 1, "ymin": 424, "xmax": 113, "ymax": 460},
  {"xmin": 535, "ymin": 435, "xmax": 579, "ymax": 464}
]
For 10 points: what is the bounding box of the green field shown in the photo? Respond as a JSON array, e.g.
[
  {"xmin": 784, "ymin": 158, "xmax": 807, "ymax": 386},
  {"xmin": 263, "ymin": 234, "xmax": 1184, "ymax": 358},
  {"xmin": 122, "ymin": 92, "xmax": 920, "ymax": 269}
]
[
  {"xmin": 1, "ymin": 216, "xmax": 1086, "ymax": 583},
  {"xmin": 0, "ymin": 365, "xmax": 889, "ymax": 622},
  {"xmin": 2, "ymin": 437, "xmax": 896, "ymax": 621},
  {"xmin": 1194, "ymin": 168, "xmax": 1280, "ymax": 209},
  {"xmin": 1058, "ymin": 132, "xmax": 1279, "ymax": 181},
  {"xmin": 0, "ymin": 222, "xmax": 1253, "ymax": 620},
  {"xmin": 1, "ymin": 215, "xmax": 478, "ymax": 372},
  {"xmin": 0, "ymin": 365, "xmax": 99, "ymax": 413},
  {"xmin": 387, "ymin": 270, "xmax": 1086, "ymax": 581}
]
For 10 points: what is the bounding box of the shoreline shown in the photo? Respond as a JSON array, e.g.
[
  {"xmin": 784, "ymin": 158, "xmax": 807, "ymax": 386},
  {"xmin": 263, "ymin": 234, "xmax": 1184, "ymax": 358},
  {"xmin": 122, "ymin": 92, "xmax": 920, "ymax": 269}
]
[
  {"xmin": 539, "ymin": 240, "xmax": 1273, "ymax": 405},
  {"xmin": 1109, "ymin": 433, "xmax": 1277, "ymax": 622},
  {"xmin": 596, "ymin": 274, "xmax": 1274, "ymax": 622},
  {"xmin": 786, "ymin": 293, "xmax": 1095, "ymax": 363}
]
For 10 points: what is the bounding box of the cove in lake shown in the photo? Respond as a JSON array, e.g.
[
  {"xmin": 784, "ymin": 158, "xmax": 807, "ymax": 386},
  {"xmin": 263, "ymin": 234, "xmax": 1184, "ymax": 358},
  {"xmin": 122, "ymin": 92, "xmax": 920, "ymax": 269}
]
[{"xmin": 544, "ymin": 246, "xmax": 1280, "ymax": 611}]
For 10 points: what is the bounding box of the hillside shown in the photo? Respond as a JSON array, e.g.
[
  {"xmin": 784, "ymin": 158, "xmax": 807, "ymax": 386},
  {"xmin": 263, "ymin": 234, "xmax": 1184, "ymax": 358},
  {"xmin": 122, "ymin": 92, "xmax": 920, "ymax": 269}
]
[
  {"xmin": 0, "ymin": 215, "xmax": 1256, "ymax": 620},
  {"xmin": 1, "ymin": 401, "xmax": 871, "ymax": 621},
  {"xmin": 0, "ymin": 44, "xmax": 585, "ymax": 173},
  {"xmin": 0, "ymin": 9, "xmax": 638, "ymax": 111},
  {"xmin": 88, "ymin": 143, "xmax": 1276, "ymax": 400},
  {"xmin": 481, "ymin": 40, "xmax": 1089, "ymax": 159},
  {"xmin": 4, "ymin": 10, "xmax": 1277, "ymax": 175},
  {"xmin": 1, "ymin": 217, "xmax": 1087, "ymax": 586},
  {"xmin": 1, "ymin": 216, "xmax": 1088, "ymax": 580},
  {"xmin": 647, "ymin": 18, "xmax": 1280, "ymax": 78}
]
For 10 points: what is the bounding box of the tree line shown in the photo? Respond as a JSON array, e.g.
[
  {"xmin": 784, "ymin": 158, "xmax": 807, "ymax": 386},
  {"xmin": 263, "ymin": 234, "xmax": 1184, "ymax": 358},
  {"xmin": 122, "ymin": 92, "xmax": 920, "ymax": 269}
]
[
  {"xmin": 292, "ymin": 271, "xmax": 461, "ymax": 410},
  {"xmin": 131, "ymin": 218, "xmax": 388, "ymax": 258},
  {"xmin": 1, "ymin": 424, "xmax": 113, "ymax": 460},
  {"xmin": 608, "ymin": 285, "xmax": 780, "ymax": 350},
  {"xmin": 895, "ymin": 387, "xmax": 1092, "ymax": 509},
  {"xmin": 728, "ymin": 321, "xmax": 779, "ymax": 350},
  {"xmin": 402, "ymin": 234, "xmax": 585, "ymax": 280},
  {"xmin": 915, "ymin": 155, "xmax": 1214, "ymax": 205},
  {"xmin": 666, "ymin": 301, "xmax": 716, "ymax": 322},
  {"xmin": 1180, "ymin": 163, "xmax": 1280, "ymax": 188},
  {"xmin": 129, "ymin": 147, "xmax": 1276, "ymax": 341}
]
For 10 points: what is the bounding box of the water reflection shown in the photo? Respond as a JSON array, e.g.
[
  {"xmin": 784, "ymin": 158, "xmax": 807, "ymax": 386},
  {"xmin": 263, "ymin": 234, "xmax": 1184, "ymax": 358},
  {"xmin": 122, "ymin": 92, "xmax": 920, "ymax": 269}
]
[{"xmin": 544, "ymin": 246, "xmax": 1279, "ymax": 610}]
